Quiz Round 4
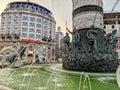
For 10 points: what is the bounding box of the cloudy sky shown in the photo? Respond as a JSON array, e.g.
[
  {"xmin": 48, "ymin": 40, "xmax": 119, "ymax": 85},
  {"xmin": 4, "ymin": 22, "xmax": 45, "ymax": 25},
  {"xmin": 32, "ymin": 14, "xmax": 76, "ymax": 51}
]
[{"xmin": 0, "ymin": 0, "xmax": 120, "ymax": 34}]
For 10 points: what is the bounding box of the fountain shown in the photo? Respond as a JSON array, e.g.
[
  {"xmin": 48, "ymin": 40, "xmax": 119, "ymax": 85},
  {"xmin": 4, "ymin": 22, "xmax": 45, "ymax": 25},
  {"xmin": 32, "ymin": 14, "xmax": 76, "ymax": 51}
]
[
  {"xmin": 62, "ymin": 0, "xmax": 119, "ymax": 72},
  {"xmin": 0, "ymin": 46, "xmax": 25, "ymax": 67},
  {"xmin": 0, "ymin": 44, "xmax": 93, "ymax": 90},
  {"xmin": 0, "ymin": 61, "xmax": 119, "ymax": 90},
  {"xmin": 0, "ymin": 42, "xmax": 47, "ymax": 68},
  {"xmin": 0, "ymin": 1, "xmax": 119, "ymax": 90}
]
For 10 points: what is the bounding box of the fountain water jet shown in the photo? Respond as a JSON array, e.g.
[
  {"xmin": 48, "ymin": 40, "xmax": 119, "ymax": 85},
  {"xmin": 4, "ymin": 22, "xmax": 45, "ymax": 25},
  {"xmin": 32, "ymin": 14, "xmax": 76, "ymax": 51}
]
[{"xmin": 78, "ymin": 73, "xmax": 92, "ymax": 90}]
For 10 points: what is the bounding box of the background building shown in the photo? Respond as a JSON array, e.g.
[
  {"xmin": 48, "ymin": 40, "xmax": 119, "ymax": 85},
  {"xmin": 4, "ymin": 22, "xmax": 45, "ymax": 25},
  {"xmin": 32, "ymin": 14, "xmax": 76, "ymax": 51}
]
[
  {"xmin": 55, "ymin": 26, "xmax": 64, "ymax": 60},
  {"xmin": 103, "ymin": 11, "xmax": 120, "ymax": 33},
  {"xmin": 55, "ymin": 26, "xmax": 64, "ymax": 49},
  {"xmin": 103, "ymin": 11, "xmax": 120, "ymax": 49},
  {"xmin": 0, "ymin": 1, "xmax": 56, "ymax": 62}
]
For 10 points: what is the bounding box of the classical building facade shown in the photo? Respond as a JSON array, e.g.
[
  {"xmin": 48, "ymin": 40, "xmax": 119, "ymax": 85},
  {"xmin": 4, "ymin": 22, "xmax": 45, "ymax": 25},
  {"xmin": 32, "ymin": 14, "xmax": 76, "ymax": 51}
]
[
  {"xmin": 103, "ymin": 11, "xmax": 120, "ymax": 33},
  {"xmin": 0, "ymin": 1, "xmax": 56, "ymax": 62}
]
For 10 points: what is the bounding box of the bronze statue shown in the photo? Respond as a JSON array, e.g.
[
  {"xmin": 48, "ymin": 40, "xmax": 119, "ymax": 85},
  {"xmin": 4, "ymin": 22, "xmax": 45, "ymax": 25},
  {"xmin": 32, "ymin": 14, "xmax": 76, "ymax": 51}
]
[
  {"xmin": 67, "ymin": 29, "xmax": 80, "ymax": 49},
  {"xmin": 63, "ymin": 32, "xmax": 70, "ymax": 47},
  {"xmin": 105, "ymin": 30, "xmax": 118, "ymax": 51},
  {"xmin": 87, "ymin": 29, "xmax": 98, "ymax": 51}
]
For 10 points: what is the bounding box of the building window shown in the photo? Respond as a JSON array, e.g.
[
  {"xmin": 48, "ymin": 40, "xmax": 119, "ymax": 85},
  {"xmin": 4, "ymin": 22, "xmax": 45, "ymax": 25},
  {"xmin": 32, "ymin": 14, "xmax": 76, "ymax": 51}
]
[
  {"xmin": 44, "ymin": 26, "xmax": 47, "ymax": 29},
  {"xmin": 112, "ymin": 25, "xmax": 115, "ymax": 29},
  {"xmin": 29, "ymin": 23, "xmax": 35, "ymax": 27},
  {"xmin": 15, "ymin": 22, "xmax": 19, "ymax": 25},
  {"xmin": 30, "ymin": 17, "xmax": 35, "ymax": 21},
  {"xmin": 8, "ymin": 16, "xmax": 12, "ymax": 19},
  {"xmin": 104, "ymin": 25, "xmax": 106, "ymax": 29},
  {"xmin": 44, "ymin": 31, "xmax": 47, "ymax": 33},
  {"xmin": 2, "ymin": 16, "xmax": 5, "ymax": 19},
  {"xmin": 29, "ymin": 33, "xmax": 34, "ymax": 38},
  {"xmin": 2, "ymin": 27, "xmax": 4, "ymax": 30},
  {"xmin": 14, "ymin": 31, "xmax": 19, "ymax": 35},
  {"xmin": 36, "ymin": 24, "xmax": 41, "ymax": 28},
  {"xmin": 8, "ymin": 27, "xmax": 10, "ymax": 30},
  {"xmin": 22, "ymin": 22, "xmax": 28, "ymax": 26},
  {"xmin": 22, "ymin": 33, "xmax": 27, "ymax": 37},
  {"xmin": 49, "ymin": 22, "xmax": 52, "ymax": 25},
  {"xmin": 15, "ymin": 15, "xmax": 19, "ymax": 18},
  {"xmin": 50, "ymin": 31, "xmax": 52, "ymax": 34},
  {"xmin": 22, "ymin": 27, "xmax": 28, "ymax": 32},
  {"xmin": 1, "ymin": 31, "xmax": 6, "ymax": 34},
  {"xmin": 29, "ymin": 28, "xmax": 35, "ymax": 32},
  {"xmin": 37, "ymin": 19, "xmax": 41, "ymax": 23},
  {"xmin": 36, "ymin": 29, "xmax": 41, "ymax": 33},
  {"xmin": 9, "ymin": 21, "xmax": 12, "ymax": 24},
  {"xmin": 14, "ymin": 26, "xmax": 19, "ymax": 29},
  {"xmin": 2, "ymin": 22, "xmax": 5, "ymax": 25},
  {"xmin": 22, "ymin": 4, "xmax": 26, "ymax": 8},
  {"xmin": 36, "ymin": 34, "xmax": 41, "ymax": 39},
  {"xmin": 44, "ymin": 20, "xmax": 47, "ymax": 24},
  {"xmin": 23, "ymin": 16, "xmax": 28, "ymax": 20},
  {"xmin": 118, "ymin": 20, "xmax": 120, "ymax": 24}
]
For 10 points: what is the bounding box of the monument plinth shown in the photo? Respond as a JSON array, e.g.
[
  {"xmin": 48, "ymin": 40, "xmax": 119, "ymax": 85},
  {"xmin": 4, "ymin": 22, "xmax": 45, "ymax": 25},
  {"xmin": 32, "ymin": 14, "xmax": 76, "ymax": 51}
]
[{"xmin": 62, "ymin": 0, "xmax": 119, "ymax": 72}]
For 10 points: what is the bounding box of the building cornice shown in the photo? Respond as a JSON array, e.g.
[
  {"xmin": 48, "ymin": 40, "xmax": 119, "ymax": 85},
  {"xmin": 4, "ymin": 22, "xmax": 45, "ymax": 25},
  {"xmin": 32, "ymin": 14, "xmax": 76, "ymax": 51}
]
[{"xmin": 1, "ymin": 10, "xmax": 55, "ymax": 22}]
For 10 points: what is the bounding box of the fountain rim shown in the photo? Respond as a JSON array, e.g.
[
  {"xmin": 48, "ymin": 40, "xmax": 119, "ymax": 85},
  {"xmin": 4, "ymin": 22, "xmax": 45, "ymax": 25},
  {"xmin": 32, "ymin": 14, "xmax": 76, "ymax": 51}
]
[{"xmin": 47, "ymin": 64, "xmax": 116, "ymax": 76}]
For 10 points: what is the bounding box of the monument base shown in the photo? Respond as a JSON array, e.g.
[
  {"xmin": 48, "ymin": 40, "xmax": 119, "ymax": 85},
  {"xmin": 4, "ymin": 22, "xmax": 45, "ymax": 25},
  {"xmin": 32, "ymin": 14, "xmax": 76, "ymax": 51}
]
[{"xmin": 62, "ymin": 51, "xmax": 119, "ymax": 72}]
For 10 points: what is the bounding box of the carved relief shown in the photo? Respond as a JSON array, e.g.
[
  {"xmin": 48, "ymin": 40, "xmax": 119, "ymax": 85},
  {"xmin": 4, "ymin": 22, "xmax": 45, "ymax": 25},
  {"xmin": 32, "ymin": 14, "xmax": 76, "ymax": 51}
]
[{"xmin": 73, "ymin": 13, "xmax": 103, "ymax": 29}]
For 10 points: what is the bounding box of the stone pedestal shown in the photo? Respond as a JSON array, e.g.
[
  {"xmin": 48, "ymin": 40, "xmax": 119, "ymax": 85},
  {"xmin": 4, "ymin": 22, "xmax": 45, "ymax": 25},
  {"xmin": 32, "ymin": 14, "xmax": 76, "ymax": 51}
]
[{"xmin": 63, "ymin": 51, "xmax": 119, "ymax": 72}]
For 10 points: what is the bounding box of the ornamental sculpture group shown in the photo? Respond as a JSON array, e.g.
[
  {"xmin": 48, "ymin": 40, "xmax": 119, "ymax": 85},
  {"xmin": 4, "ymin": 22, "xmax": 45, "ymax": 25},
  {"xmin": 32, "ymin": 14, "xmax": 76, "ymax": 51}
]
[{"xmin": 62, "ymin": 27, "xmax": 119, "ymax": 72}]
